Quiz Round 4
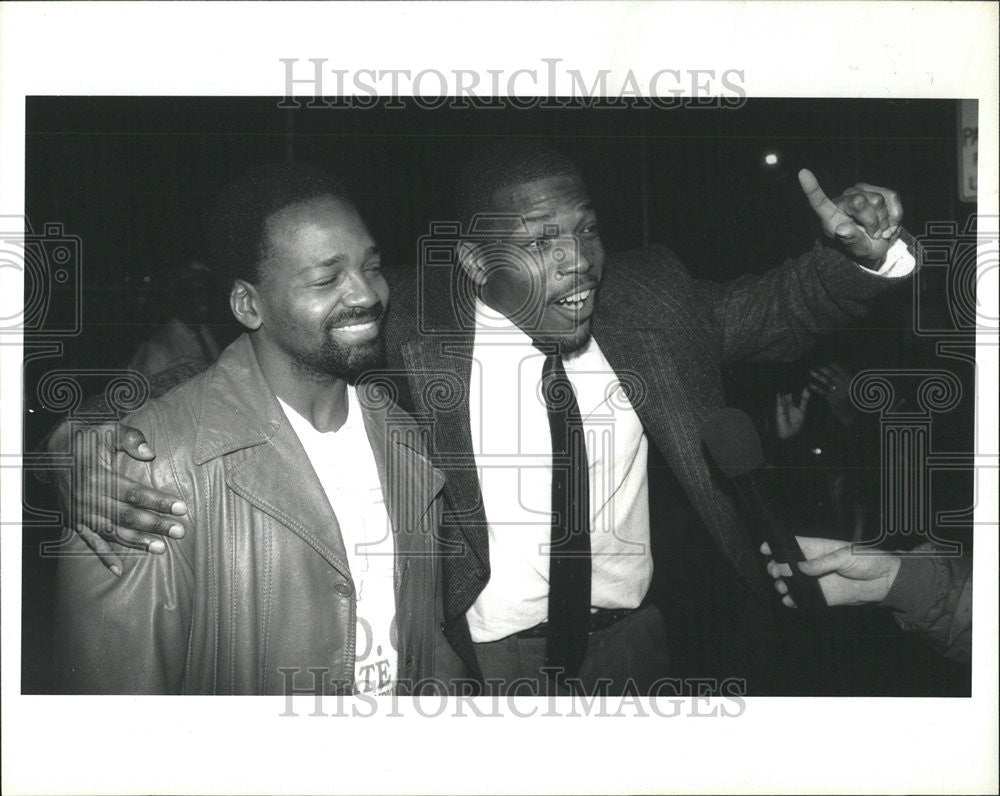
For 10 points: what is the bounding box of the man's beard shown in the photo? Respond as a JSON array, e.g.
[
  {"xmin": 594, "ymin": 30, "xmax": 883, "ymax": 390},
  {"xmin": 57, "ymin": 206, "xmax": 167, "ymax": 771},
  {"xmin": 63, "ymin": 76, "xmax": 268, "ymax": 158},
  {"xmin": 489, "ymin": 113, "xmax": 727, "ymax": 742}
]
[
  {"xmin": 291, "ymin": 307, "xmax": 387, "ymax": 383},
  {"xmin": 554, "ymin": 324, "xmax": 592, "ymax": 356},
  {"xmin": 292, "ymin": 335, "xmax": 385, "ymax": 384},
  {"xmin": 533, "ymin": 320, "xmax": 593, "ymax": 357}
]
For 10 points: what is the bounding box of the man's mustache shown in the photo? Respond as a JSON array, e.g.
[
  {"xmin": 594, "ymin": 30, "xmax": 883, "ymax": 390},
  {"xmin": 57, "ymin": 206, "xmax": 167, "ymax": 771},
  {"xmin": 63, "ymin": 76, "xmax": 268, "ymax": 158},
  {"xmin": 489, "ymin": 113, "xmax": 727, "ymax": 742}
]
[{"xmin": 325, "ymin": 302, "xmax": 386, "ymax": 331}]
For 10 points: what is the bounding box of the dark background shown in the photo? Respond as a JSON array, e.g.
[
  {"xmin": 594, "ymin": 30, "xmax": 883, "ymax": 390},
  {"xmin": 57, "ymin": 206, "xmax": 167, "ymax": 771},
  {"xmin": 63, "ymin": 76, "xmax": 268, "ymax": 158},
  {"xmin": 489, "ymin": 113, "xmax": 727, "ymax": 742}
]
[{"xmin": 22, "ymin": 97, "xmax": 976, "ymax": 694}]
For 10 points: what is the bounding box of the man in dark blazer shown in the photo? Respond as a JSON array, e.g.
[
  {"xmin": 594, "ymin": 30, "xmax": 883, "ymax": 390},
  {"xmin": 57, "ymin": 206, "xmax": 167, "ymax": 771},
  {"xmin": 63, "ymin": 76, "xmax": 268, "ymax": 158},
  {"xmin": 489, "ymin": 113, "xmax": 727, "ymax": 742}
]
[
  {"xmin": 378, "ymin": 142, "xmax": 913, "ymax": 692},
  {"xmin": 52, "ymin": 142, "xmax": 913, "ymax": 695}
]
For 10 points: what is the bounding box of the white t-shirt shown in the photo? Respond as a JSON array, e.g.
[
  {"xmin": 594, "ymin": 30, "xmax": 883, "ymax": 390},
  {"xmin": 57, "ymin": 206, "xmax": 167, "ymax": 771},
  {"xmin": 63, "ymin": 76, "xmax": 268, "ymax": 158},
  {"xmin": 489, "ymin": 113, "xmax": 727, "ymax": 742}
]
[
  {"xmin": 466, "ymin": 301, "xmax": 652, "ymax": 642},
  {"xmin": 278, "ymin": 389, "xmax": 397, "ymax": 695}
]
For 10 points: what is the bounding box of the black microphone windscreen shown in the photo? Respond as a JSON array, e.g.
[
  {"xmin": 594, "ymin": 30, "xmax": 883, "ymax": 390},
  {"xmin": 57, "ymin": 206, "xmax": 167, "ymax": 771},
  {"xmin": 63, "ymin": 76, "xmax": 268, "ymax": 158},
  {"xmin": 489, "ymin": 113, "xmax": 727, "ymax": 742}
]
[{"xmin": 700, "ymin": 407, "xmax": 765, "ymax": 478}]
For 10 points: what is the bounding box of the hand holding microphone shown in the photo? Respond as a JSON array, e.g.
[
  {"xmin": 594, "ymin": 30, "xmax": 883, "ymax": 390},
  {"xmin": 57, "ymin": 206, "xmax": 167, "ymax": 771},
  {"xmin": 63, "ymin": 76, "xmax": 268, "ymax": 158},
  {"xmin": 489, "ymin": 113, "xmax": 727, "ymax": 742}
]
[
  {"xmin": 701, "ymin": 407, "xmax": 828, "ymax": 613},
  {"xmin": 761, "ymin": 537, "xmax": 901, "ymax": 609}
]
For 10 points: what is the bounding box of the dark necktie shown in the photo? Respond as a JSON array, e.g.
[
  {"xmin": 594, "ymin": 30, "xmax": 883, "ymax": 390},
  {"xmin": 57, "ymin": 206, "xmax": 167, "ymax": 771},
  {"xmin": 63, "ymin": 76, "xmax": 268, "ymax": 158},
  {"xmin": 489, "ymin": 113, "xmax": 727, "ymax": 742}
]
[{"xmin": 540, "ymin": 352, "xmax": 592, "ymax": 680}]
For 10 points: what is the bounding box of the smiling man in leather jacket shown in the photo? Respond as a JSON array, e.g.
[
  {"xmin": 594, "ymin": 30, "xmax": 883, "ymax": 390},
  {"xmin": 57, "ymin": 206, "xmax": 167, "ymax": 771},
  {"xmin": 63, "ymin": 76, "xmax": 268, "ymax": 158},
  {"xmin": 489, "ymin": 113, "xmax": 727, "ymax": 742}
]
[{"xmin": 54, "ymin": 163, "xmax": 457, "ymax": 695}]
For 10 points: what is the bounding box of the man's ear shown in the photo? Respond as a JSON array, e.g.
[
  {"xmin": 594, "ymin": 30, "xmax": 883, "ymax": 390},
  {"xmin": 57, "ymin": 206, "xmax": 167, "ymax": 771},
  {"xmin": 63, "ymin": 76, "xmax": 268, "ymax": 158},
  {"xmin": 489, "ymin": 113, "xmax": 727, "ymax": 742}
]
[
  {"xmin": 456, "ymin": 240, "xmax": 488, "ymax": 288},
  {"xmin": 230, "ymin": 280, "xmax": 263, "ymax": 331}
]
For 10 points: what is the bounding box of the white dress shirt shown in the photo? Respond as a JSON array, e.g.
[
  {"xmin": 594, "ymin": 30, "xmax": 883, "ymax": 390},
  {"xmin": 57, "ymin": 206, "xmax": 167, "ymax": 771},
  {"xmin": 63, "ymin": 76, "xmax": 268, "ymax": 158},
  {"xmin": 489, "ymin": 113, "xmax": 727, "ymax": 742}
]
[{"xmin": 466, "ymin": 300, "xmax": 652, "ymax": 642}]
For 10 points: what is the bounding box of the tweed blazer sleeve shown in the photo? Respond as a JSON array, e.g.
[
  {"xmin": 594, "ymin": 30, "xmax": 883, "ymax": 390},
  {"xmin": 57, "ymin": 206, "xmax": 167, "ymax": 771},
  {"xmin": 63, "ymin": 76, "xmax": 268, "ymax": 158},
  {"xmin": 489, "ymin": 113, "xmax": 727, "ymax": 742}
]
[{"xmin": 688, "ymin": 241, "xmax": 904, "ymax": 364}]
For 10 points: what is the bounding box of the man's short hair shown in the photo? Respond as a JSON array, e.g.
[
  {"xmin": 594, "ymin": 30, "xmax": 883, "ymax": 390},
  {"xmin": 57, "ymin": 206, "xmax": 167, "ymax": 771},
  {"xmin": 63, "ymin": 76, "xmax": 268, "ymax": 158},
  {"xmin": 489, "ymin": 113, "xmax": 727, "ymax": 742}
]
[
  {"xmin": 207, "ymin": 162, "xmax": 351, "ymax": 287},
  {"xmin": 453, "ymin": 140, "xmax": 582, "ymax": 233}
]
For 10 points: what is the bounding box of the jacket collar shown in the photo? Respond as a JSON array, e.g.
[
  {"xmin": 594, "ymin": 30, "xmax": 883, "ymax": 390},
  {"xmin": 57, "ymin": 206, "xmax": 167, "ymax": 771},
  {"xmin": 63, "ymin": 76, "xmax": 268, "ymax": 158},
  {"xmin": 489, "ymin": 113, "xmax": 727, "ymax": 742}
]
[
  {"xmin": 193, "ymin": 335, "xmax": 286, "ymax": 465},
  {"xmin": 191, "ymin": 334, "xmax": 444, "ymax": 576}
]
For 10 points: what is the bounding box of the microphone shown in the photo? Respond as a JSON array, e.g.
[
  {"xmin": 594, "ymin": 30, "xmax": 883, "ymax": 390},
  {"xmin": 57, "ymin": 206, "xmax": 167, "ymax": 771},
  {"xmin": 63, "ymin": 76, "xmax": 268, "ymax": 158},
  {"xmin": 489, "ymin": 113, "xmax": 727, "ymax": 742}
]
[{"xmin": 701, "ymin": 407, "xmax": 827, "ymax": 613}]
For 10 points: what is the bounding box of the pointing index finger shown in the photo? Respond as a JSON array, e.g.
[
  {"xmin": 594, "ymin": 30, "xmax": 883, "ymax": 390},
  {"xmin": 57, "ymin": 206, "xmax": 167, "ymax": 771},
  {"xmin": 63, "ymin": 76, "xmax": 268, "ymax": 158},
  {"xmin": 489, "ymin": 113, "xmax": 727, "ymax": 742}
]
[{"xmin": 798, "ymin": 168, "xmax": 834, "ymax": 215}]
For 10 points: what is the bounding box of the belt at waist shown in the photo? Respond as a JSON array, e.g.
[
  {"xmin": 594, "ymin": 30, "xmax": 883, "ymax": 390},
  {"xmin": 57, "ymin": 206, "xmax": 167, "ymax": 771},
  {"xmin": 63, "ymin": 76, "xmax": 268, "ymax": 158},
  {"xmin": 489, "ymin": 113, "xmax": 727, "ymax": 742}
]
[{"xmin": 511, "ymin": 607, "xmax": 636, "ymax": 640}]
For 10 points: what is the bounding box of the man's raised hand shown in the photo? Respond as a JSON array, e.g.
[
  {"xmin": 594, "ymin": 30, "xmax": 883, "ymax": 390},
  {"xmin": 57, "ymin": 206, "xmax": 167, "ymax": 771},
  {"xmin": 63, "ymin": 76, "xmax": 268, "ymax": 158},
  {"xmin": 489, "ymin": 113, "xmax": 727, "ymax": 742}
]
[
  {"xmin": 798, "ymin": 168, "xmax": 903, "ymax": 269},
  {"xmin": 48, "ymin": 420, "xmax": 187, "ymax": 575},
  {"xmin": 775, "ymin": 387, "xmax": 811, "ymax": 440}
]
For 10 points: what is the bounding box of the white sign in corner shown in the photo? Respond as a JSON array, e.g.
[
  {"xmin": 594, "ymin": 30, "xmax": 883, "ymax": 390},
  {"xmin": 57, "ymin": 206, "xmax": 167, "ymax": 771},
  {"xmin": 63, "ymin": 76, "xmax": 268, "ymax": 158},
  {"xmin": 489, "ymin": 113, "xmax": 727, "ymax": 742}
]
[{"xmin": 959, "ymin": 99, "xmax": 978, "ymax": 203}]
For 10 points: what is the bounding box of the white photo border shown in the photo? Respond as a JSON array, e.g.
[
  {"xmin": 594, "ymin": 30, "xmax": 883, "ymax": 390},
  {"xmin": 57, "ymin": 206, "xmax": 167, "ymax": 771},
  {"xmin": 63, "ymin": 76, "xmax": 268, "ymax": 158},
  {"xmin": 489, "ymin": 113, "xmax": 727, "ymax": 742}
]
[{"xmin": 1, "ymin": 2, "xmax": 997, "ymax": 794}]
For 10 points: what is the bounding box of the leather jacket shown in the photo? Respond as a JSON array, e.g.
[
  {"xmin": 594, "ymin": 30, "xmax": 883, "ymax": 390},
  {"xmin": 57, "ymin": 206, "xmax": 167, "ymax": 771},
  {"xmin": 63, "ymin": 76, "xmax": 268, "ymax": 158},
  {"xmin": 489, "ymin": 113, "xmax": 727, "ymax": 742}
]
[{"xmin": 54, "ymin": 335, "xmax": 453, "ymax": 694}]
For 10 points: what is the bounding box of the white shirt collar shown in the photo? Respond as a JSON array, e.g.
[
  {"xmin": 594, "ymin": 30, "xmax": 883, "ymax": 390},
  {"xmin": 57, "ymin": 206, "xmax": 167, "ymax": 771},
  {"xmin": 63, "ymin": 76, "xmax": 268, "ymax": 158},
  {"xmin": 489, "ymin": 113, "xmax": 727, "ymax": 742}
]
[
  {"xmin": 473, "ymin": 297, "xmax": 532, "ymax": 338},
  {"xmin": 277, "ymin": 386, "xmax": 358, "ymax": 437}
]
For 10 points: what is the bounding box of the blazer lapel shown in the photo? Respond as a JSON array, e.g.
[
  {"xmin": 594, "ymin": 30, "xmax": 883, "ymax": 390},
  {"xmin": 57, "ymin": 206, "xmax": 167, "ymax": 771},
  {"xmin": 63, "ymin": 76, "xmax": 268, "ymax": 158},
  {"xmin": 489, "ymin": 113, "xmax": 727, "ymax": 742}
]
[
  {"xmin": 400, "ymin": 332, "xmax": 490, "ymax": 575},
  {"xmin": 593, "ymin": 288, "xmax": 764, "ymax": 592},
  {"xmin": 357, "ymin": 383, "xmax": 446, "ymax": 569}
]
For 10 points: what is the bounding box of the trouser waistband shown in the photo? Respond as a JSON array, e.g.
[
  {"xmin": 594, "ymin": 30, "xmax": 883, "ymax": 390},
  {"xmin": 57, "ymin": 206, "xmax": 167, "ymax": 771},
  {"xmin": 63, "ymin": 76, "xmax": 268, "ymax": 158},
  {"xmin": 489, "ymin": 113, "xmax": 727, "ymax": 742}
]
[{"xmin": 510, "ymin": 607, "xmax": 636, "ymax": 640}]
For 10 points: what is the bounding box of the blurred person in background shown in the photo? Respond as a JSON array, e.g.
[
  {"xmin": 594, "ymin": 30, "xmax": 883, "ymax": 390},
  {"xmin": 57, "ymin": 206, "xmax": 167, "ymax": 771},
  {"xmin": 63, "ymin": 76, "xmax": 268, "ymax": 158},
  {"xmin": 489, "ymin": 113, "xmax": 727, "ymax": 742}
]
[
  {"xmin": 770, "ymin": 338, "xmax": 885, "ymax": 543},
  {"xmin": 128, "ymin": 259, "xmax": 228, "ymax": 379}
]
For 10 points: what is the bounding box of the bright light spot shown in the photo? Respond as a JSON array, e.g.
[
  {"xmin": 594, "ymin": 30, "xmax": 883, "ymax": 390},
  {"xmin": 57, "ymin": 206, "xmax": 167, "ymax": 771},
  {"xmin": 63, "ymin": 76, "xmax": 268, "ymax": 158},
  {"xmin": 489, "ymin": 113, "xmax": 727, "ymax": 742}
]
[
  {"xmin": 764, "ymin": 152, "xmax": 779, "ymax": 166},
  {"xmin": 811, "ymin": 447, "xmax": 823, "ymax": 456}
]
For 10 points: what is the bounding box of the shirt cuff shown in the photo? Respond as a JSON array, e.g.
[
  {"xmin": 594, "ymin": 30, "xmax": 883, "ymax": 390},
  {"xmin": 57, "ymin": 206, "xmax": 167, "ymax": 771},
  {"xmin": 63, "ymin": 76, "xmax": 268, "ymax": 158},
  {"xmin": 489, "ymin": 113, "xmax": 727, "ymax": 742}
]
[{"xmin": 860, "ymin": 235, "xmax": 916, "ymax": 279}]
